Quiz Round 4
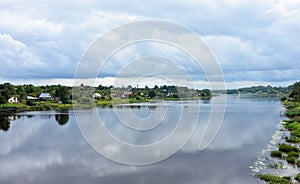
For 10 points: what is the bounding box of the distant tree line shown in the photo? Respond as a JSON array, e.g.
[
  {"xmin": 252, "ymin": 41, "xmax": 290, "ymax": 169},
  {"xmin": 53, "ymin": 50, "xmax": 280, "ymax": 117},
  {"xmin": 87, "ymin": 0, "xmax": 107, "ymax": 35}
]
[
  {"xmin": 0, "ymin": 83, "xmax": 212, "ymax": 105},
  {"xmin": 226, "ymin": 85, "xmax": 293, "ymax": 96}
]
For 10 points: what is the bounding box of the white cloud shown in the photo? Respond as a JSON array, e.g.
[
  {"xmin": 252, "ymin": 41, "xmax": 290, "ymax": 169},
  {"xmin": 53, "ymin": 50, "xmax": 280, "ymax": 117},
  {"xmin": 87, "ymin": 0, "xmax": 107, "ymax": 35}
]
[
  {"xmin": 0, "ymin": 0, "xmax": 299, "ymax": 87},
  {"xmin": 0, "ymin": 33, "xmax": 45, "ymax": 77}
]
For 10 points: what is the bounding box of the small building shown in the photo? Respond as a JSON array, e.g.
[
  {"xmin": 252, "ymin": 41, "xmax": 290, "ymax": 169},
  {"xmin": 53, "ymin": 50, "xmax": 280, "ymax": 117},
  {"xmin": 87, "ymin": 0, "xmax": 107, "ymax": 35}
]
[
  {"xmin": 92, "ymin": 93, "xmax": 101, "ymax": 99},
  {"xmin": 122, "ymin": 92, "xmax": 133, "ymax": 98},
  {"xmin": 8, "ymin": 97, "xmax": 18, "ymax": 103},
  {"xmin": 39, "ymin": 93, "xmax": 53, "ymax": 100},
  {"xmin": 27, "ymin": 96, "xmax": 38, "ymax": 100}
]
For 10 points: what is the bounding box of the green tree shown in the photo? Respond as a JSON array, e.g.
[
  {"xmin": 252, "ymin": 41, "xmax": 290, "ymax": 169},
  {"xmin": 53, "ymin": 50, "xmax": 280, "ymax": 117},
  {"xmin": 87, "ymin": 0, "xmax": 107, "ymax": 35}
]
[
  {"xmin": 290, "ymin": 82, "xmax": 300, "ymax": 102},
  {"xmin": 55, "ymin": 85, "xmax": 70, "ymax": 104},
  {"xmin": 148, "ymin": 91, "xmax": 156, "ymax": 98},
  {"xmin": 0, "ymin": 88, "xmax": 10, "ymax": 104}
]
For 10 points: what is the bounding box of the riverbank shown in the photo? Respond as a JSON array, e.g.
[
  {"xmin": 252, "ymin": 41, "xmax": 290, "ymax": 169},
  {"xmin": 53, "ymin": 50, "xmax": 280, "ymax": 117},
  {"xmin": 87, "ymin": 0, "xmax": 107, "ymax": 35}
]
[
  {"xmin": 256, "ymin": 101, "xmax": 300, "ymax": 183},
  {"xmin": 0, "ymin": 96, "xmax": 212, "ymax": 115}
]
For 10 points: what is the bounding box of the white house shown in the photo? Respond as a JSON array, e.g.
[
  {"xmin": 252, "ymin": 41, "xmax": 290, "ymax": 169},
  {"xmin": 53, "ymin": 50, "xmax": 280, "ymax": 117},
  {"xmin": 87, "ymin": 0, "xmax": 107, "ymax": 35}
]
[
  {"xmin": 92, "ymin": 93, "xmax": 101, "ymax": 99},
  {"xmin": 122, "ymin": 91, "xmax": 132, "ymax": 98},
  {"xmin": 27, "ymin": 96, "xmax": 38, "ymax": 100},
  {"xmin": 39, "ymin": 93, "xmax": 53, "ymax": 100},
  {"xmin": 8, "ymin": 97, "xmax": 18, "ymax": 103}
]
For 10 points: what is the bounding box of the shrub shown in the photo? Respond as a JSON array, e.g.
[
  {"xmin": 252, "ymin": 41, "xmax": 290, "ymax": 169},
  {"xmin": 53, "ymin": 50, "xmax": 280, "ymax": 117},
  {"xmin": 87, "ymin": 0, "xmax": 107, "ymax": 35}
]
[
  {"xmin": 279, "ymin": 144, "xmax": 299, "ymax": 153},
  {"xmin": 283, "ymin": 176, "xmax": 291, "ymax": 180},
  {"xmin": 296, "ymin": 160, "xmax": 300, "ymax": 167},
  {"xmin": 26, "ymin": 100, "xmax": 36, "ymax": 106},
  {"xmin": 286, "ymin": 157, "xmax": 295, "ymax": 164},
  {"xmin": 295, "ymin": 173, "xmax": 300, "ymax": 182},
  {"xmin": 271, "ymin": 150, "xmax": 282, "ymax": 158},
  {"xmin": 287, "ymin": 151, "xmax": 299, "ymax": 158},
  {"xmin": 284, "ymin": 121, "xmax": 300, "ymax": 131},
  {"xmin": 286, "ymin": 137, "xmax": 300, "ymax": 143},
  {"xmin": 281, "ymin": 96, "xmax": 288, "ymax": 101},
  {"xmin": 257, "ymin": 174, "xmax": 290, "ymax": 184}
]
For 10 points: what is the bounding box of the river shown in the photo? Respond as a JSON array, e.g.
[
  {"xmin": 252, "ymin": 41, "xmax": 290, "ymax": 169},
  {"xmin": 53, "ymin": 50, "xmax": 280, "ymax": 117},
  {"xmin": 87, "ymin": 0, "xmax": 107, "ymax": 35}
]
[{"xmin": 0, "ymin": 95, "xmax": 284, "ymax": 184}]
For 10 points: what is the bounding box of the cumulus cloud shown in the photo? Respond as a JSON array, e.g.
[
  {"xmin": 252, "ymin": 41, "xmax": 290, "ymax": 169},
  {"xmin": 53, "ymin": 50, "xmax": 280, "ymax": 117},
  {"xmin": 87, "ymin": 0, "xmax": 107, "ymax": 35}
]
[
  {"xmin": 0, "ymin": 0, "xmax": 299, "ymax": 87},
  {"xmin": 0, "ymin": 34, "xmax": 45, "ymax": 77}
]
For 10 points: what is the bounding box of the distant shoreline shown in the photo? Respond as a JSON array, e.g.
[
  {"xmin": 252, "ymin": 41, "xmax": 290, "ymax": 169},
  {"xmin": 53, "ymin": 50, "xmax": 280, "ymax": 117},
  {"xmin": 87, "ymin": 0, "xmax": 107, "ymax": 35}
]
[{"xmin": 0, "ymin": 96, "xmax": 213, "ymax": 115}]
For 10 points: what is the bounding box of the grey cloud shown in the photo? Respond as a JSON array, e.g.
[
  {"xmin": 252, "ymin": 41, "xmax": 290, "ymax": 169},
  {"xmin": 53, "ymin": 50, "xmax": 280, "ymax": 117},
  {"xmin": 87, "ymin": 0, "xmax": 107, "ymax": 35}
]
[{"xmin": 0, "ymin": 0, "xmax": 299, "ymax": 86}]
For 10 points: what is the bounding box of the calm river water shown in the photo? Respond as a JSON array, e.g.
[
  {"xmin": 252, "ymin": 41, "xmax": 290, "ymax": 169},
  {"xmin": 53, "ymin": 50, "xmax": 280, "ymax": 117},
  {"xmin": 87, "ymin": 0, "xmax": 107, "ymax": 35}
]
[{"xmin": 0, "ymin": 95, "xmax": 284, "ymax": 184}]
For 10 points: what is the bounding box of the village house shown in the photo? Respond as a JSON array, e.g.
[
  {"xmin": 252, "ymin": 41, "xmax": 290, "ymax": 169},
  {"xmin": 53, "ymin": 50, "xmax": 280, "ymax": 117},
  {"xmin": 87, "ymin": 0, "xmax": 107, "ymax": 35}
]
[
  {"xmin": 122, "ymin": 91, "xmax": 133, "ymax": 98},
  {"xmin": 27, "ymin": 96, "xmax": 38, "ymax": 100},
  {"xmin": 92, "ymin": 93, "xmax": 101, "ymax": 99},
  {"xmin": 39, "ymin": 93, "xmax": 53, "ymax": 100},
  {"xmin": 8, "ymin": 97, "xmax": 18, "ymax": 103}
]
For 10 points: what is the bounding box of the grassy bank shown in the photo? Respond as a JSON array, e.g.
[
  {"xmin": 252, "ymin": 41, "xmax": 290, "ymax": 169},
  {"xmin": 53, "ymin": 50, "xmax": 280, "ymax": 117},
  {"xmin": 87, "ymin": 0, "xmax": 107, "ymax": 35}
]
[
  {"xmin": 0, "ymin": 96, "xmax": 211, "ymax": 114},
  {"xmin": 258, "ymin": 101, "xmax": 300, "ymax": 183},
  {"xmin": 0, "ymin": 101, "xmax": 77, "ymax": 114}
]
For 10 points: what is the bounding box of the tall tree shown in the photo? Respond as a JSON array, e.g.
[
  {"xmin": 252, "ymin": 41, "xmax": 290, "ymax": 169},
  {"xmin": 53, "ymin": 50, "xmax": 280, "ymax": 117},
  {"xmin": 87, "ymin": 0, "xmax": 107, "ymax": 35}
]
[
  {"xmin": 290, "ymin": 82, "xmax": 300, "ymax": 102},
  {"xmin": 55, "ymin": 85, "xmax": 70, "ymax": 104}
]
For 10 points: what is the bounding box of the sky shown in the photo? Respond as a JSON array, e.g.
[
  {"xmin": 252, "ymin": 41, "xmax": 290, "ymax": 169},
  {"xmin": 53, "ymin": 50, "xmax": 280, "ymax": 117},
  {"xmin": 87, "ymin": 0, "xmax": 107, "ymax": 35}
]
[{"xmin": 0, "ymin": 0, "xmax": 299, "ymax": 88}]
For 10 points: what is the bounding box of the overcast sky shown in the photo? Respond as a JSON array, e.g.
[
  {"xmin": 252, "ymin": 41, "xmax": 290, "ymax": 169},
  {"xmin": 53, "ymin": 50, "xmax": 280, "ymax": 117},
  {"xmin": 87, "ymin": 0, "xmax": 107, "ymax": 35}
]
[{"xmin": 0, "ymin": 0, "xmax": 299, "ymax": 88}]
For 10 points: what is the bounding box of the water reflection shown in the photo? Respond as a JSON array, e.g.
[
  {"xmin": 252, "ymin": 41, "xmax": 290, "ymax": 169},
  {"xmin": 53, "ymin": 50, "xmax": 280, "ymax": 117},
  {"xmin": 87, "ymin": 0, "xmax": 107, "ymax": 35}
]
[
  {"xmin": 0, "ymin": 95, "xmax": 283, "ymax": 184},
  {"xmin": 0, "ymin": 115, "xmax": 20, "ymax": 131},
  {"xmin": 55, "ymin": 114, "xmax": 69, "ymax": 126},
  {"xmin": 26, "ymin": 115, "xmax": 35, "ymax": 119},
  {"xmin": 0, "ymin": 111, "xmax": 70, "ymax": 132},
  {"xmin": 0, "ymin": 117, "xmax": 10, "ymax": 131},
  {"xmin": 55, "ymin": 110, "xmax": 70, "ymax": 126}
]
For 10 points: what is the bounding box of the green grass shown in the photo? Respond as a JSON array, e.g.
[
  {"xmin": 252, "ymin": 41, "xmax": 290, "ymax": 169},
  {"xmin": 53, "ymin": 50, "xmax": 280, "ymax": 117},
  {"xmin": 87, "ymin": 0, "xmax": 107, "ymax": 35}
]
[
  {"xmin": 284, "ymin": 120, "xmax": 300, "ymax": 139},
  {"xmin": 284, "ymin": 121, "xmax": 300, "ymax": 131},
  {"xmin": 287, "ymin": 151, "xmax": 299, "ymax": 158},
  {"xmin": 257, "ymin": 174, "xmax": 291, "ymax": 184},
  {"xmin": 271, "ymin": 151, "xmax": 283, "ymax": 158},
  {"xmin": 286, "ymin": 156, "xmax": 295, "ymax": 164},
  {"xmin": 283, "ymin": 102, "xmax": 300, "ymax": 118},
  {"xmin": 0, "ymin": 103, "xmax": 27, "ymax": 108},
  {"xmin": 279, "ymin": 144, "xmax": 299, "ymax": 153},
  {"xmin": 265, "ymin": 100, "xmax": 300, "ymax": 182},
  {"xmin": 286, "ymin": 151, "xmax": 299, "ymax": 165},
  {"xmin": 286, "ymin": 136, "xmax": 300, "ymax": 143}
]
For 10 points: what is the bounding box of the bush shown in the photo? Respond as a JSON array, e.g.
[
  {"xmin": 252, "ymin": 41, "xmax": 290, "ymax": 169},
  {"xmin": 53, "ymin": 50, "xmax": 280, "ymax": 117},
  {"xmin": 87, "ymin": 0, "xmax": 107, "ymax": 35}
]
[
  {"xmin": 279, "ymin": 144, "xmax": 299, "ymax": 153},
  {"xmin": 281, "ymin": 96, "xmax": 288, "ymax": 101},
  {"xmin": 286, "ymin": 136, "xmax": 300, "ymax": 143},
  {"xmin": 284, "ymin": 121, "xmax": 300, "ymax": 131},
  {"xmin": 296, "ymin": 160, "xmax": 300, "ymax": 167},
  {"xmin": 26, "ymin": 100, "xmax": 36, "ymax": 106},
  {"xmin": 172, "ymin": 94, "xmax": 179, "ymax": 98},
  {"xmin": 65, "ymin": 100, "xmax": 73, "ymax": 104},
  {"xmin": 271, "ymin": 150, "xmax": 282, "ymax": 158},
  {"xmin": 286, "ymin": 157, "xmax": 295, "ymax": 164},
  {"xmin": 295, "ymin": 173, "xmax": 300, "ymax": 182},
  {"xmin": 287, "ymin": 151, "xmax": 299, "ymax": 158},
  {"xmin": 283, "ymin": 176, "xmax": 291, "ymax": 180},
  {"xmin": 257, "ymin": 174, "xmax": 290, "ymax": 184}
]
